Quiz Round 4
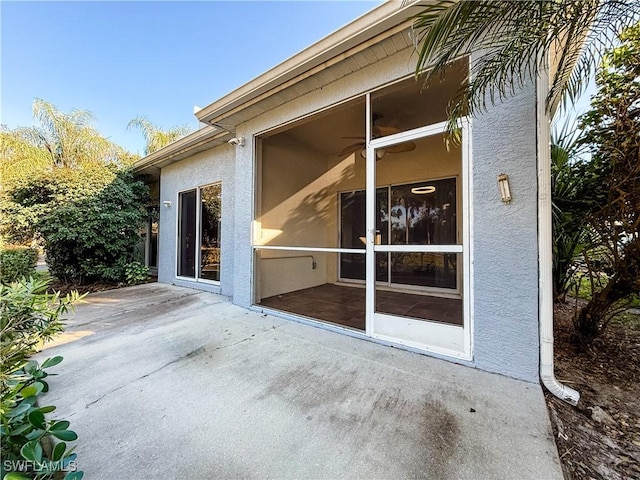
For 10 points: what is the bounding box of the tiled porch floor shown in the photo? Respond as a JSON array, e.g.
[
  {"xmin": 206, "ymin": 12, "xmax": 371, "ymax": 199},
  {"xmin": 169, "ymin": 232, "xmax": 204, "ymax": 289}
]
[{"xmin": 258, "ymin": 283, "xmax": 462, "ymax": 331}]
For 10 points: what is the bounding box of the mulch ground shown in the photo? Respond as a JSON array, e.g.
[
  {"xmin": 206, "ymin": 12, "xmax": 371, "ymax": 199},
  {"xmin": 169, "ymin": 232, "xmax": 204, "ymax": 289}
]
[{"xmin": 547, "ymin": 302, "xmax": 640, "ymax": 480}]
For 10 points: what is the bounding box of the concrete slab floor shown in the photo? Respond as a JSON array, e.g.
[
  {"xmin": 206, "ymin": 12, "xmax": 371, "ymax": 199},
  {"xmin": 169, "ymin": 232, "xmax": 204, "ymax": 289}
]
[{"xmin": 36, "ymin": 283, "xmax": 563, "ymax": 479}]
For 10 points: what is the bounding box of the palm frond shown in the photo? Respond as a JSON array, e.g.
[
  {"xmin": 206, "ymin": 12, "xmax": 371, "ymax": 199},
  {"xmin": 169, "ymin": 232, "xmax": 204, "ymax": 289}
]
[
  {"xmin": 128, "ymin": 115, "xmax": 193, "ymax": 155},
  {"xmin": 410, "ymin": 0, "xmax": 640, "ymax": 132}
]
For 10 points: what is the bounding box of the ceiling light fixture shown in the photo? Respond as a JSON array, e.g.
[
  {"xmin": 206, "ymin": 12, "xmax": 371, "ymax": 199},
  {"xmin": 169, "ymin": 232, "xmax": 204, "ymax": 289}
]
[
  {"xmin": 360, "ymin": 148, "xmax": 386, "ymax": 159},
  {"xmin": 411, "ymin": 186, "xmax": 436, "ymax": 195}
]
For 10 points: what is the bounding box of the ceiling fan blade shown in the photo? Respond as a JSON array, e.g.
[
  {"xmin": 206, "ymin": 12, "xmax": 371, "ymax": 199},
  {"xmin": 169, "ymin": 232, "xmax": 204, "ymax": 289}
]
[
  {"xmin": 338, "ymin": 142, "xmax": 364, "ymax": 157},
  {"xmin": 373, "ymin": 125, "xmax": 401, "ymax": 137},
  {"xmin": 386, "ymin": 141, "xmax": 416, "ymax": 153}
]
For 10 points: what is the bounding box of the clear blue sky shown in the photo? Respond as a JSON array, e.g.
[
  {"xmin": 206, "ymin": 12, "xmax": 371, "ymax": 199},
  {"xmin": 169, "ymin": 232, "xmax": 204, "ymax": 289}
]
[{"xmin": 2, "ymin": 1, "xmax": 381, "ymax": 154}]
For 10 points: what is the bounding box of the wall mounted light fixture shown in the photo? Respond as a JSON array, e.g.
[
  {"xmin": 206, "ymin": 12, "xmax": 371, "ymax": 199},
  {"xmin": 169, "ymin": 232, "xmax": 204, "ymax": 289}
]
[
  {"xmin": 163, "ymin": 200, "xmax": 172, "ymax": 208},
  {"xmin": 497, "ymin": 174, "xmax": 512, "ymax": 203}
]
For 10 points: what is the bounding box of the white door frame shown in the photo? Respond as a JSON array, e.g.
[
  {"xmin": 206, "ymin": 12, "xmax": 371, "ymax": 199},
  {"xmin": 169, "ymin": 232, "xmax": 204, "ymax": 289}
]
[{"xmin": 364, "ymin": 111, "xmax": 473, "ymax": 360}]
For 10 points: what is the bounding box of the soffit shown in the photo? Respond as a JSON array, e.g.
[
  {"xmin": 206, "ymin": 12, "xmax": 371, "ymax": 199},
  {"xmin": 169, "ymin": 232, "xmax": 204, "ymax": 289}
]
[
  {"xmin": 213, "ymin": 29, "xmax": 415, "ymax": 132},
  {"xmin": 198, "ymin": 0, "xmax": 425, "ymax": 128},
  {"xmin": 133, "ymin": 126, "xmax": 231, "ymax": 179}
]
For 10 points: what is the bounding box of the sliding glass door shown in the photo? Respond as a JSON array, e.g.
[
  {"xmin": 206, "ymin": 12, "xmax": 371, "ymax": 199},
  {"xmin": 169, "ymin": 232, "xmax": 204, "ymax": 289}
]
[
  {"xmin": 340, "ymin": 178, "xmax": 458, "ymax": 293},
  {"xmin": 177, "ymin": 183, "xmax": 222, "ymax": 283},
  {"xmin": 178, "ymin": 190, "xmax": 197, "ymax": 278}
]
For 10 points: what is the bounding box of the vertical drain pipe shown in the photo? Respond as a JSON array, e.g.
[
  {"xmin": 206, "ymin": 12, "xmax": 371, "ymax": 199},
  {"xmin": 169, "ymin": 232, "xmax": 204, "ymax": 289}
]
[{"xmin": 537, "ymin": 68, "xmax": 580, "ymax": 406}]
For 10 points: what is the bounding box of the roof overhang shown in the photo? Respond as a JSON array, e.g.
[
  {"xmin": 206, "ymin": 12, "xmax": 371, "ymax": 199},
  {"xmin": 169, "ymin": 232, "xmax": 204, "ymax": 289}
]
[
  {"xmin": 196, "ymin": 1, "xmax": 425, "ymax": 126},
  {"xmin": 133, "ymin": 0, "xmax": 426, "ymax": 177},
  {"xmin": 133, "ymin": 125, "xmax": 231, "ymax": 177}
]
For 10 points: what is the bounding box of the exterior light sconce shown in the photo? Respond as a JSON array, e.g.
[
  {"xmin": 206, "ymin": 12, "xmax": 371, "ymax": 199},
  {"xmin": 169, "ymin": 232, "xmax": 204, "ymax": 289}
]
[
  {"xmin": 497, "ymin": 174, "xmax": 512, "ymax": 204},
  {"xmin": 228, "ymin": 136, "xmax": 245, "ymax": 147},
  {"xmin": 163, "ymin": 200, "xmax": 172, "ymax": 208}
]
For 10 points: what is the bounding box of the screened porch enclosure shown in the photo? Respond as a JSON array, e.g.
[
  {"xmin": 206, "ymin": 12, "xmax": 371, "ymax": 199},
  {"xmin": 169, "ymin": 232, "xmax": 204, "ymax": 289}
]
[{"xmin": 253, "ymin": 59, "xmax": 470, "ymax": 357}]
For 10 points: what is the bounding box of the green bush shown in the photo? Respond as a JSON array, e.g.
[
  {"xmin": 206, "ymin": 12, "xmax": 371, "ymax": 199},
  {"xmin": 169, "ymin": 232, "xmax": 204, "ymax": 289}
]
[
  {"xmin": 124, "ymin": 261, "xmax": 149, "ymax": 285},
  {"xmin": 38, "ymin": 170, "xmax": 149, "ymax": 284},
  {"xmin": 0, "ymin": 277, "xmax": 78, "ymax": 385},
  {"xmin": 0, "ymin": 278, "xmax": 84, "ymax": 479},
  {"xmin": 0, "ymin": 165, "xmax": 119, "ymax": 246},
  {"xmin": 0, "ymin": 247, "xmax": 38, "ymax": 285}
]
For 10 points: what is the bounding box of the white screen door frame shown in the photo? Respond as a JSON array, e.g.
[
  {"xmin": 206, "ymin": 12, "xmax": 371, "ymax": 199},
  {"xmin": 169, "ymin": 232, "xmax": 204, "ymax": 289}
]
[{"xmin": 364, "ymin": 111, "xmax": 472, "ymax": 360}]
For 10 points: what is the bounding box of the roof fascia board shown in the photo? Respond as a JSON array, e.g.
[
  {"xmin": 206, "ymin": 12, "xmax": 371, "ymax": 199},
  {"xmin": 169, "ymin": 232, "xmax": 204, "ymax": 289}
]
[
  {"xmin": 133, "ymin": 126, "xmax": 228, "ymax": 172},
  {"xmin": 196, "ymin": 1, "xmax": 424, "ymax": 125},
  {"xmin": 204, "ymin": 22, "xmax": 414, "ymax": 127}
]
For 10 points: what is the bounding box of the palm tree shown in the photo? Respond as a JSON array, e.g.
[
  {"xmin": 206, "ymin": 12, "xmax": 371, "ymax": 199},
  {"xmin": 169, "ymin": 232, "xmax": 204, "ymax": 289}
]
[
  {"xmin": 1, "ymin": 99, "xmax": 129, "ymax": 188},
  {"xmin": 127, "ymin": 116, "xmax": 193, "ymax": 155},
  {"xmin": 410, "ymin": 0, "xmax": 640, "ymax": 128},
  {"xmin": 550, "ymin": 120, "xmax": 596, "ymax": 300}
]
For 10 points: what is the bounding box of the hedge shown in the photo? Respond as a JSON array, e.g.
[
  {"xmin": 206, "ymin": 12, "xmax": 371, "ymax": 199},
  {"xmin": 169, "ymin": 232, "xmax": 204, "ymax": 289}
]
[{"xmin": 0, "ymin": 246, "xmax": 38, "ymax": 285}]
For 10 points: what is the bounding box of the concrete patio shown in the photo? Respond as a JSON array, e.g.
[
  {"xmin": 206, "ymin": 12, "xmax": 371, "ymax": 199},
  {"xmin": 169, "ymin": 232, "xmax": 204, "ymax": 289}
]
[{"xmin": 38, "ymin": 283, "xmax": 563, "ymax": 479}]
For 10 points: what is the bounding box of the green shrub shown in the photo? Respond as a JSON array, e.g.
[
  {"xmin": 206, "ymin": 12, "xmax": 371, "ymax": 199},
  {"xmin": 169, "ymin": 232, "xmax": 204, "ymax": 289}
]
[
  {"xmin": 1, "ymin": 358, "xmax": 84, "ymax": 480},
  {"xmin": 0, "ymin": 165, "xmax": 119, "ymax": 246},
  {"xmin": 0, "ymin": 277, "xmax": 79, "ymax": 385},
  {"xmin": 38, "ymin": 170, "xmax": 149, "ymax": 284},
  {"xmin": 124, "ymin": 261, "xmax": 149, "ymax": 285},
  {"xmin": 0, "ymin": 247, "xmax": 38, "ymax": 285},
  {"xmin": 0, "ymin": 278, "xmax": 84, "ymax": 479}
]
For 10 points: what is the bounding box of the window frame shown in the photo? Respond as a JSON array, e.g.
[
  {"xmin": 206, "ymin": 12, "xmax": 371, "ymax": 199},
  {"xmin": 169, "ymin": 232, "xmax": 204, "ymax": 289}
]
[{"xmin": 176, "ymin": 182, "xmax": 222, "ymax": 285}]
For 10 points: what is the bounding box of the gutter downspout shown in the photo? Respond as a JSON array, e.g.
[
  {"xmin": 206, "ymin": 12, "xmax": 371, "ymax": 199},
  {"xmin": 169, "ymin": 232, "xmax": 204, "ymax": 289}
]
[{"xmin": 537, "ymin": 67, "xmax": 580, "ymax": 406}]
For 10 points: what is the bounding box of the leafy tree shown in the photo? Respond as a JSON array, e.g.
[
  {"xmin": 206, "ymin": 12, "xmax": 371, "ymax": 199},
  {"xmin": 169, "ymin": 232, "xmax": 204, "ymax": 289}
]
[
  {"xmin": 1, "ymin": 165, "xmax": 119, "ymax": 244},
  {"xmin": 1, "ymin": 100, "xmax": 149, "ymax": 285},
  {"xmin": 38, "ymin": 170, "xmax": 149, "ymax": 284},
  {"xmin": 572, "ymin": 22, "xmax": 640, "ymax": 341},
  {"xmin": 127, "ymin": 116, "xmax": 192, "ymax": 155},
  {"xmin": 410, "ymin": 0, "xmax": 640, "ymax": 130},
  {"xmin": 0, "ymin": 100, "xmax": 138, "ymax": 244},
  {"xmin": 411, "ymin": 2, "xmax": 639, "ymax": 344}
]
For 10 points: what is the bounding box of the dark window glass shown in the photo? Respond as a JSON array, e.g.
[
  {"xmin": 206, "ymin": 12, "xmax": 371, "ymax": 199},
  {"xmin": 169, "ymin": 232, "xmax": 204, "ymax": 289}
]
[
  {"xmin": 339, "ymin": 188, "xmax": 388, "ymax": 281},
  {"xmin": 149, "ymin": 220, "xmax": 158, "ymax": 268},
  {"xmin": 339, "ymin": 179, "xmax": 457, "ymax": 289},
  {"xmin": 178, "ymin": 190, "xmax": 197, "ymax": 278},
  {"xmin": 388, "ymin": 178, "xmax": 457, "ymax": 246},
  {"xmin": 390, "ymin": 252, "xmax": 458, "ymax": 289},
  {"xmin": 339, "ymin": 190, "xmax": 365, "ymax": 280}
]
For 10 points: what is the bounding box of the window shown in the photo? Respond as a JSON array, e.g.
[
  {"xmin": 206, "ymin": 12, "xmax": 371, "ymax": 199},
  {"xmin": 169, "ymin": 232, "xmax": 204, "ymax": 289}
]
[
  {"xmin": 340, "ymin": 177, "xmax": 458, "ymax": 291},
  {"xmin": 177, "ymin": 183, "xmax": 222, "ymax": 283}
]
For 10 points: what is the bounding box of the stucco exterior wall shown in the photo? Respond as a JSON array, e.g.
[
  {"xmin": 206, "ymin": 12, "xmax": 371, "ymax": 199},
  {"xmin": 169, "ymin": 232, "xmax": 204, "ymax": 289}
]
[
  {"xmin": 470, "ymin": 80, "xmax": 540, "ymax": 382},
  {"xmin": 158, "ymin": 143, "xmax": 236, "ymax": 297},
  {"xmin": 156, "ymin": 44, "xmax": 541, "ymax": 383}
]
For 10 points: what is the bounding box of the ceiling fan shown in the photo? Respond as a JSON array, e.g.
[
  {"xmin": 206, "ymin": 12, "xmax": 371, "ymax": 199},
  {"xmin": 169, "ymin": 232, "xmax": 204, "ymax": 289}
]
[{"xmin": 338, "ymin": 115, "xmax": 416, "ymax": 158}]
